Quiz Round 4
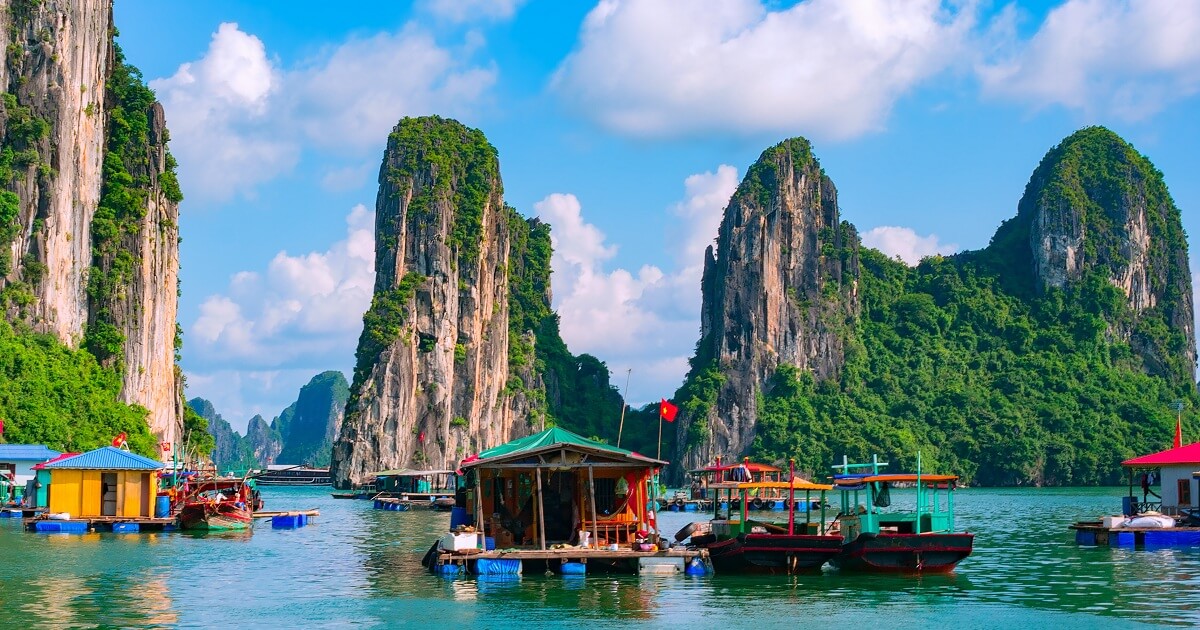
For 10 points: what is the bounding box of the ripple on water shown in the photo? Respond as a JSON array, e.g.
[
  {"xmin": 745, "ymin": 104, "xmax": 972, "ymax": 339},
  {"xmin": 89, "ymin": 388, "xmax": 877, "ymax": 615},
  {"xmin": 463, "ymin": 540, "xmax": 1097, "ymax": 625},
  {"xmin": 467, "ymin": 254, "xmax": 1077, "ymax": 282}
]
[{"xmin": 0, "ymin": 486, "xmax": 1196, "ymax": 627}]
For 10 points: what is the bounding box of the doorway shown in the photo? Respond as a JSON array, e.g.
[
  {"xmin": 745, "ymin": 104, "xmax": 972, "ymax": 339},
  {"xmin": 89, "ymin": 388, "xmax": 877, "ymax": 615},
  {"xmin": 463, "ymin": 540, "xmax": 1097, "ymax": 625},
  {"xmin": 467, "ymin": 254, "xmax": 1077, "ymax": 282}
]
[{"xmin": 101, "ymin": 473, "xmax": 118, "ymax": 516}]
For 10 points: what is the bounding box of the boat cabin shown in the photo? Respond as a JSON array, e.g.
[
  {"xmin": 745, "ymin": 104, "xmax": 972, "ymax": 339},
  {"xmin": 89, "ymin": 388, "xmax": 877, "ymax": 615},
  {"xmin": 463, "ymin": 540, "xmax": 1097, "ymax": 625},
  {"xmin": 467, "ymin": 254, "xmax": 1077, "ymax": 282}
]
[
  {"xmin": 687, "ymin": 459, "xmax": 783, "ymax": 500},
  {"xmin": 1121, "ymin": 442, "xmax": 1200, "ymax": 515},
  {"xmin": 39, "ymin": 447, "xmax": 163, "ymax": 518},
  {"xmin": 709, "ymin": 479, "xmax": 832, "ymax": 538},
  {"xmin": 832, "ymin": 456, "xmax": 959, "ymax": 541},
  {"xmin": 458, "ymin": 427, "xmax": 665, "ymax": 550},
  {"xmin": 373, "ymin": 469, "xmax": 456, "ymax": 496}
]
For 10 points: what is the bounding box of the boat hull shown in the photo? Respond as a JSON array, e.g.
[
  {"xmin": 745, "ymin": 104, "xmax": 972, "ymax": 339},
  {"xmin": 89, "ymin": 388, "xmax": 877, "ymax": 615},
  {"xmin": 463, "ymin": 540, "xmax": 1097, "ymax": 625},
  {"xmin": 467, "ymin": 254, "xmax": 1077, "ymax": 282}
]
[
  {"xmin": 178, "ymin": 504, "xmax": 253, "ymax": 531},
  {"xmin": 830, "ymin": 533, "xmax": 974, "ymax": 573},
  {"xmin": 704, "ymin": 534, "xmax": 843, "ymax": 573}
]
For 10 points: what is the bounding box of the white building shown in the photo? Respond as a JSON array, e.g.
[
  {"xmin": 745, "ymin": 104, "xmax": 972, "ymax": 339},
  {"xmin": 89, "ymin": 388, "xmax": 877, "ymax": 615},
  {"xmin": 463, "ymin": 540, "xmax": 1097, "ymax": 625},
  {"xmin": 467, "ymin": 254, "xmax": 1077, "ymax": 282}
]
[
  {"xmin": 1123, "ymin": 442, "xmax": 1200, "ymax": 515},
  {"xmin": 0, "ymin": 444, "xmax": 63, "ymax": 486}
]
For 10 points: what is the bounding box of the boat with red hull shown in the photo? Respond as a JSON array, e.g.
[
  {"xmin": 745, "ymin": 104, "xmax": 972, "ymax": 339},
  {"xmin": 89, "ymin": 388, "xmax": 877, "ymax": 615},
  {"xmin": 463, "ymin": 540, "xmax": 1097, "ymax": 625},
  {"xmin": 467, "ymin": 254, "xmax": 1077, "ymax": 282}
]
[
  {"xmin": 176, "ymin": 477, "xmax": 262, "ymax": 531},
  {"xmin": 829, "ymin": 455, "xmax": 973, "ymax": 573},
  {"xmin": 694, "ymin": 476, "xmax": 842, "ymax": 573}
]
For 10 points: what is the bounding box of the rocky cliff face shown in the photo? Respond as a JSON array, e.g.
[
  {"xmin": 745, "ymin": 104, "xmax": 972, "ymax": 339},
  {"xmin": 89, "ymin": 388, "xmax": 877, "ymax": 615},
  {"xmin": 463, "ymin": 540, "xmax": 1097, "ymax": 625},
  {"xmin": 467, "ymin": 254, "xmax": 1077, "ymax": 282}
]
[
  {"xmin": 674, "ymin": 138, "xmax": 859, "ymax": 473},
  {"xmin": 245, "ymin": 415, "xmax": 281, "ymax": 466},
  {"xmin": 331, "ymin": 117, "xmax": 531, "ymax": 487},
  {"xmin": 275, "ymin": 371, "xmax": 348, "ymax": 466},
  {"xmin": 0, "ymin": 1, "xmax": 182, "ymax": 449},
  {"xmin": 1005, "ymin": 127, "xmax": 1195, "ymax": 384}
]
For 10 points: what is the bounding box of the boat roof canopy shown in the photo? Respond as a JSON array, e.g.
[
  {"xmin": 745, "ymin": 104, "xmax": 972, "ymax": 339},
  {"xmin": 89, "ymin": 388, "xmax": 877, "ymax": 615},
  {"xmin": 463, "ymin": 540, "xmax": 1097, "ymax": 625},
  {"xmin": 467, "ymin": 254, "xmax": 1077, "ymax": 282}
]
[
  {"xmin": 834, "ymin": 473, "xmax": 957, "ymax": 484},
  {"xmin": 710, "ymin": 479, "xmax": 832, "ymax": 491},
  {"xmin": 460, "ymin": 427, "xmax": 666, "ymax": 469},
  {"xmin": 373, "ymin": 468, "xmax": 455, "ymax": 477},
  {"xmin": 689, "ymin": 462, "xmax": 781, "ymax": 474}
]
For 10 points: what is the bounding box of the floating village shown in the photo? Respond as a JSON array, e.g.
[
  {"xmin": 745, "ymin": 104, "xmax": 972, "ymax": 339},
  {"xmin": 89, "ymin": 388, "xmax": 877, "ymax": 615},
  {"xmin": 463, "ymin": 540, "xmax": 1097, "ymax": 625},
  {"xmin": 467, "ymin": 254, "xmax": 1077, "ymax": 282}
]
[{"xmin": 5, "ymin": 423, "xmax": 1200, "ymax": 579}]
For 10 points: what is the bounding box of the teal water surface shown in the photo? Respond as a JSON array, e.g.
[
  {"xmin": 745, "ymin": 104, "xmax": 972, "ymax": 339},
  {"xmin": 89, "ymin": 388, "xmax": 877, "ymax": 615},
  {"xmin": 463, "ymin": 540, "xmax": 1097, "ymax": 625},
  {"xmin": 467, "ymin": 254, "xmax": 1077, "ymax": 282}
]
[{"xmin": 1, "ymin": 487, "xmax": 1196, "ymax": 628}]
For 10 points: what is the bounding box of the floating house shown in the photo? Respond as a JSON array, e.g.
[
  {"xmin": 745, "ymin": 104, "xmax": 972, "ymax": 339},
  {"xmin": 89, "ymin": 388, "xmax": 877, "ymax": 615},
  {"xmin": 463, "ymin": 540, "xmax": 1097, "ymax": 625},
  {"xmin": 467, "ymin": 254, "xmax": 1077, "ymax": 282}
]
[
  {"xmin": 0, "ymin": 445, "xmax": 61, "ymax": 502},
  {"xmin": 373, "ymin": 469, "xmax": 456, "ymax": 496},
  {"xmin": 425, "ymin": 427, "xmax": 709, "ymax": 576},
  {"xmin": 1121, "ymin": 442, "xmax": 1200, "ymax": 515},
  {"xmin": 40, "ymin": 446, "xmax": 163, "ymax": 518}
]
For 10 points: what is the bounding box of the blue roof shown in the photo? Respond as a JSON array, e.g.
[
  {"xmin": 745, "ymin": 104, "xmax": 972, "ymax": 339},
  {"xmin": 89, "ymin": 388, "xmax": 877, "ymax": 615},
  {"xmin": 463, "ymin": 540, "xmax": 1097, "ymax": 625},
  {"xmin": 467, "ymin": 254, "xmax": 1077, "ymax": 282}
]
[
  {"xmin": 42, "ymin": 446, "xmax": 163, "ymax": 470},
  {"xmin": 0, "ymin": 444, "xmax": 62, "ymax": 462}
]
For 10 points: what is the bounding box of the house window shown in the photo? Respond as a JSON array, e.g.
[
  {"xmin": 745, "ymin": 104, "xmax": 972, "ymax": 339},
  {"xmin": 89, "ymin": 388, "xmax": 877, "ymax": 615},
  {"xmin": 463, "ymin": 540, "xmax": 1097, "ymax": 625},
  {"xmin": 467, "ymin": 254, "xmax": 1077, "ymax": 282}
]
[{"xmin": 1179, "ymin": 478, "xmax": 1192, "ymax": 507}]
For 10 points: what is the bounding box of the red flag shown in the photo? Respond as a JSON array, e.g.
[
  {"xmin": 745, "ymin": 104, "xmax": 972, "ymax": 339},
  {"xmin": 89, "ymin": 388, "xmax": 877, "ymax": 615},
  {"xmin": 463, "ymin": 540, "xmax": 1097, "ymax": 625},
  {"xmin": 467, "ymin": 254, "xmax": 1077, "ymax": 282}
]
[
  {"xmin": 1175, "ymin": 417, "xmax": 1183, "ymax": 449},
  {"xmin": 418, "ymin": 431, "xmax": 426, "ymax": 444},
  {"xmin": 161, "ymin": 442, "xmax": 172, "ymax": 452},
  {"xmin": 0, "ymin": 417, "xmax": 5, "ymax": 435},
  {"xmin": 112, "ymin": 432, "xmax": 127, "ymax": 448},
  {"xmin": 660, "ymin": 399, "xmax": 678, "ymax": 422}
]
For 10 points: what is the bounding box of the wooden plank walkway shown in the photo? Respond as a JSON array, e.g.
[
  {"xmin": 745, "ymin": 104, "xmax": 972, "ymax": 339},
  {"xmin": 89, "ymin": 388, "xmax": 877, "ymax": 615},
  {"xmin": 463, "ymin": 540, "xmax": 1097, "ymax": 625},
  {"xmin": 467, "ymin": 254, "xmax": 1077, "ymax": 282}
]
[{"xmin": 252, "ymin": 509, "xmax": 320, "ymax": 519}]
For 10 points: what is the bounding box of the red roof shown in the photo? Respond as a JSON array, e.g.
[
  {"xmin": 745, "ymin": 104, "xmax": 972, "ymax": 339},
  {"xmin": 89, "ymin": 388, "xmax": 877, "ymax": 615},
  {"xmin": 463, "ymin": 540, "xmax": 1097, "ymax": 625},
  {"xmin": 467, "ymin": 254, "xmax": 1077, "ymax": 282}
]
[
  {"xmin": 1122, "ymin": 442, "xmax": 1200, "ymax": 466},
  {"xmin": 32, "ymin": 452, "xmax": 80, "ymax": 470}
]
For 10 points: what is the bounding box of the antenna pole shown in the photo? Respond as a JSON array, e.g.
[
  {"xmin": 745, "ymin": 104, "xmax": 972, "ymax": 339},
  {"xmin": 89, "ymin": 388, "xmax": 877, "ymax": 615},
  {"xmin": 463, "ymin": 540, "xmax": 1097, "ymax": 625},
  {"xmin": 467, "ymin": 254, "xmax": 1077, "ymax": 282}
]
[{"xmin": 616, "ymin": 368, "xmax": 631, "ymax": 448}]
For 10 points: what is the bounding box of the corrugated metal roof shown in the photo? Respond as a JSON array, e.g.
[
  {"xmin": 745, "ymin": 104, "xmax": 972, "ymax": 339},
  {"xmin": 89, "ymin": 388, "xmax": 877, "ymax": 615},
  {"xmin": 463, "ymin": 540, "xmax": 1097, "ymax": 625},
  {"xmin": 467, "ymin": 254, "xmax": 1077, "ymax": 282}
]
[
  {"xmin": 42, "ymin": 446, "xmax": 164, "ymax": 470},
  {"xmin": 0, "ymin": 444, "xmax": 62, "ymax": 461}
]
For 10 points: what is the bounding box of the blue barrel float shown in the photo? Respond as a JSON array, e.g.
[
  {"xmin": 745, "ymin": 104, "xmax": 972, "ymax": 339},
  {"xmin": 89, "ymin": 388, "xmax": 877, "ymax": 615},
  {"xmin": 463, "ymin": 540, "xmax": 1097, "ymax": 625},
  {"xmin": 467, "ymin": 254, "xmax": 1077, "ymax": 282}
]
[
  {"xmin": 561, "ymin": 562, "xmax": 586, "ymax": 575},
  {"xmin": 35, "ymin": 521, "xmax": 88, "ymax": 534},
  {"xmin": 155, "ymin": 494, "xmax": 171, "ymax": 518},
  {"xmin": 112, "ymin": 522, "xmax": 140, "ymax": 533},
  {"xmin": 475, "ymin": 558, "xmax": 522, "ymax": 576},
  {"xmin": 272, "ymin": 514, "xmax": 308, "ymax": 528}
]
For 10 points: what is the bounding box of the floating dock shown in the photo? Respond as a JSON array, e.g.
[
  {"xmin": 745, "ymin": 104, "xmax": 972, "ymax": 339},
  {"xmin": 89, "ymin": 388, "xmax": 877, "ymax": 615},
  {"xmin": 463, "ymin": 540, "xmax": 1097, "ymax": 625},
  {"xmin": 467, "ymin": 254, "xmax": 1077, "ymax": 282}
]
[
  {"xmin": 24, "ymin": 516, "xmax": 176, "ymax": 533},
  {"xmin": 431, "ymin": 547, "xmax": 711, "ymax": 576},
  {"xmin": 1071, "ymin": 522, "xmax": 1200, "ymax": 546},
  {"xmin": 251, "ymin": 509, "xmax": 320, "ymax": 519}
]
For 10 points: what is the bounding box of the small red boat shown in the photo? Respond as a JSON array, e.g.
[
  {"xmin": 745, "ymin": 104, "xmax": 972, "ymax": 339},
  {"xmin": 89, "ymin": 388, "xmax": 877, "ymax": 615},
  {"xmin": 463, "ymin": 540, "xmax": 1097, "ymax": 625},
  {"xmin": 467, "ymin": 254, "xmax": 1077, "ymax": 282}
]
[
  {"xmin": 177, "ymin": 477, "xmax": 262, "ymax": 531},
  {"xmin": 829, "ymin": 456, "xmax": 973, "ymax": 573}
]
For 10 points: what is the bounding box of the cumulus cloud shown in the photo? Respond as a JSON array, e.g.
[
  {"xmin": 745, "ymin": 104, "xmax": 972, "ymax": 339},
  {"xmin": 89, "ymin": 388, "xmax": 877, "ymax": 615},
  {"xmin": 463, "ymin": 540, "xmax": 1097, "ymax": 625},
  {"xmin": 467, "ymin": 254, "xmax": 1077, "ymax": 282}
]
[
  {"xmin": 979, "ymin": 0, "xmax": 1200, "ymax": 119},
  {"xmin": 153, "ymin": 22, "xmax": 497, "ymax": 202},
  {"xmin": 861, "ymin": 226, "xmax": 957, "ymax": 265},
  {"xmin": 190, "ymin": 204, "xmax": 376, "ymax": 365},
  {"xmin": 553, "ymin": 0, "xmax": 973, "ymax": 139},
  {"xmin": 536, "ymin": 166, "xmax": 737, "ymax": 402},
  {"xmin": 152, "ymin": 23, "xmax": 297, "ymax": 202},
  {"xmin": 420, "ymin": 0, "xmax": 528, "ymax": 23}
]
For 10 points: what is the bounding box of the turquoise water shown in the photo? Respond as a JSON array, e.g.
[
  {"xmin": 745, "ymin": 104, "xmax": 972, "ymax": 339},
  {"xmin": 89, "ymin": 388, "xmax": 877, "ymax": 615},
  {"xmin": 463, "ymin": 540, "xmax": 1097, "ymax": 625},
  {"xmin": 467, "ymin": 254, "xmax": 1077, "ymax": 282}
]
[{"xmin": 1, "ymin": 487, "xmax": 1196, "ymax": 628}]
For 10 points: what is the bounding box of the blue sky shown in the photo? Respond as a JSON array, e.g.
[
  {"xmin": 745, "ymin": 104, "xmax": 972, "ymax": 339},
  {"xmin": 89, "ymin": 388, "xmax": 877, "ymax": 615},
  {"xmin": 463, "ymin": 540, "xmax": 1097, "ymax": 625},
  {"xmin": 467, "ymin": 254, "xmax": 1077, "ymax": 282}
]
[{"xmin": 113, "ymin": 0, "xmax": 1200, "ymax": 432}]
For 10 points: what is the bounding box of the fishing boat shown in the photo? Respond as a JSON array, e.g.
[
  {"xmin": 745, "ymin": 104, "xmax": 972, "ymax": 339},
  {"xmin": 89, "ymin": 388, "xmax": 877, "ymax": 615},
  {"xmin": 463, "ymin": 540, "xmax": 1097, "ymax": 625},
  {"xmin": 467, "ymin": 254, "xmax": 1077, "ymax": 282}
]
[
  {"xmin": 177, "ymin": 477, "xmax": 262, "ymax": 531},
  {"xmin": 690, "ymin": 476, "xmax": 842, "ymax": 573},
  {"xmin": 829, "ymin": 455, "xmax": 973, "ymax": 573}
]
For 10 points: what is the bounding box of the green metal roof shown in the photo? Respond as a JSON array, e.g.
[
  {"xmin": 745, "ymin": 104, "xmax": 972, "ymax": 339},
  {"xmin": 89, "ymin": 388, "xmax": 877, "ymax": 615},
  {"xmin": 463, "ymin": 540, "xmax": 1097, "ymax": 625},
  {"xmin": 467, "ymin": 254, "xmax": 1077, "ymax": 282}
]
[{"xmin": 466, "ymin": 427, "xmax": 665, "ymax": 467}]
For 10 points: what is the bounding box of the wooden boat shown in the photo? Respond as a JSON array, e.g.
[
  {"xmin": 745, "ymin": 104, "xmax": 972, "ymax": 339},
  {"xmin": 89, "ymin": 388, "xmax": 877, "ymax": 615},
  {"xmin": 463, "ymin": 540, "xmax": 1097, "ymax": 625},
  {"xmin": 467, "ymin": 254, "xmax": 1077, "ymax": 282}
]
[
  {"xmin": 177, "ymin": 477, "xmax": 262, "ymax": 531},
  {"xmin": 829, "ymin": 455, "xmax": 973, "ymax": 573},
  {"xmin": 253, "ymin": 465, "xmax": 330, "ymax": 486},
  {"xmin": 692, "ymin": 477, "xmax": 842, "ymax": 573}
]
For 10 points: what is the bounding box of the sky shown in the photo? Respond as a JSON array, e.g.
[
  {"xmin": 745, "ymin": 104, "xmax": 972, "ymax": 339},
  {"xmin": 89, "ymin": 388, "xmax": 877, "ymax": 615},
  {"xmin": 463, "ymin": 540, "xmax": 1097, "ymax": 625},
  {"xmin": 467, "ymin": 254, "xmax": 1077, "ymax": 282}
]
[{"xmin": 112, "ymin": 0, "xmax": 1200, "ymax": 433}]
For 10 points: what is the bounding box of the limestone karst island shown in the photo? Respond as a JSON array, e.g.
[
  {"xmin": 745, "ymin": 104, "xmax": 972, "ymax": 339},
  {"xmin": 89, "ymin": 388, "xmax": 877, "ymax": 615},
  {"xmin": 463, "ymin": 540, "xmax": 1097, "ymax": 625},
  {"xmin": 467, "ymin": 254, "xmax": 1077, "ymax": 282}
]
[{"xmin": 2, "ymin": 1, "xmax": 1200, "ymax": 626}]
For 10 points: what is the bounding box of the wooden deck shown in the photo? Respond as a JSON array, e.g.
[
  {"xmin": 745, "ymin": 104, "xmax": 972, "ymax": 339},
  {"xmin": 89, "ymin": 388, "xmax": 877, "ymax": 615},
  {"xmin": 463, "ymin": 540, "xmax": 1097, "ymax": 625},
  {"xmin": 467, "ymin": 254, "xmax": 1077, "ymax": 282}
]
[
  {"xmin": 1071, "ymin": 521, "xmax": 1200, "ymax": 546},
  {"xmin": 432, "ymin": 545, "xmax": 710, "ymax": 575},
  {"xmin": 24, "ymin": 516, "xmax": 176, "ymax": 533},
  {"xmin": 252, "ymin": 509, "xmax": 320, "ymax": 519}
]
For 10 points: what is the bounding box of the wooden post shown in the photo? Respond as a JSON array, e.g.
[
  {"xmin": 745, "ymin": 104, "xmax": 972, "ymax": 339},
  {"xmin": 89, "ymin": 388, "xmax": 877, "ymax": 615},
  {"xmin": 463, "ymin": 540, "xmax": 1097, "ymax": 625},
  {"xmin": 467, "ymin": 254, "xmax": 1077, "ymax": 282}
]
[
  {"xmin": 588, "ymin": 465, "xmax": 599, "ymax": 549},
  {"xmin": 474, "ymin": 470, "xmax": 485, "ymax": 537},
  {"xmin": 787, "ymin": 459, "xmax": 795, "ymax": 536},
  {"xmin": 616, "ymin": 368, "xmax": 631, "ymax": 448},
  {"xmin": 535, "ymin": 467, "xmax": 547, "ymax": 551}
]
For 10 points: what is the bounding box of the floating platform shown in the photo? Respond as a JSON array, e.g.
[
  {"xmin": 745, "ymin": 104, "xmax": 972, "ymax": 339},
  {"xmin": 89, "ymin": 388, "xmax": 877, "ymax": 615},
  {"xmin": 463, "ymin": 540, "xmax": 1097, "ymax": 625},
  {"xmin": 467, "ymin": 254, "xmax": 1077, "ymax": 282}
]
[
  {"xmin": 0, "ymin": 507, "xmax": 46, "ymax": 518},
  {"xmin": 431, "ymin": 547, "xmax": 711, "ymax": 576},
  {"xmin": 1071, "ymin": 521, "xmax": 1200, "ymax": 547},
  {"xmin": 252, "ymin": 509, "xmax": 320, "ymax": 519},
  {"xmin": 25, "ymin": 516, "xmax": 176, "ymax": 533}
]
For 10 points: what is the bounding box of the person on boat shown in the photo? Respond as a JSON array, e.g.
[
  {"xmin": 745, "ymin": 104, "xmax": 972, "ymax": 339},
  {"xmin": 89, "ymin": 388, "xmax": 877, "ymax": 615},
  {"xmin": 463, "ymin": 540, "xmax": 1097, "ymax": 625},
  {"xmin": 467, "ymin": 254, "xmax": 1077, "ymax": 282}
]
[{"xmin": 1141, "ymin": 472, "xmax": 1161, "ymax": 501}]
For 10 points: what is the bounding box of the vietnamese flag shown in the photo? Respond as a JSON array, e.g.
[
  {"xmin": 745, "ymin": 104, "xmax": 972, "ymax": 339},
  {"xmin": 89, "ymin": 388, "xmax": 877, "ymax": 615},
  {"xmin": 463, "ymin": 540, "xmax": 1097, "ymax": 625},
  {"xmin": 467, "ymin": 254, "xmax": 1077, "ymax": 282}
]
[{"xmin": 660, "ymin": 399, "xmax": 678, "ymax": 422}]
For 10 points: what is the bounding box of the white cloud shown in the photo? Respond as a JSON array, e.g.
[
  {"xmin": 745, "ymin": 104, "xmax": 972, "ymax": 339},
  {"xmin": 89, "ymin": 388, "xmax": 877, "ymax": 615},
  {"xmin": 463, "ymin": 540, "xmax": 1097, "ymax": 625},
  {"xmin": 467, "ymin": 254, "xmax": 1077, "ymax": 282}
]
[
  {"xmin": 535, "ymin": 165, "xmax": 737, "ymax": 402},
  {"xmin": 552, "ymin": 0, "xmax": 973, "ymax": 139},
  {"xmin": 151, "ymin": 23, "xmax": 297, "ymax": 202},
  {"xmin": 153, "ymin": 22, "xmax": 497, "ymax": 202},
  {"xmin": 420, "ymin": 0, "xmax": 528, "ymax": 23},
  {"xmin": 979, "ymin": 0, "xmax": 1200, "ymax": 119},
  {"xmin": 861, "ymin": 226, "xmax": 957, "ymax": 265},
  {"xmin": 185, "ymin": 368, "xmax": 325, "ymax": 433},
  {"xmin": 190, "ymin": 204, "xmax": 376, "ymax": 366}
]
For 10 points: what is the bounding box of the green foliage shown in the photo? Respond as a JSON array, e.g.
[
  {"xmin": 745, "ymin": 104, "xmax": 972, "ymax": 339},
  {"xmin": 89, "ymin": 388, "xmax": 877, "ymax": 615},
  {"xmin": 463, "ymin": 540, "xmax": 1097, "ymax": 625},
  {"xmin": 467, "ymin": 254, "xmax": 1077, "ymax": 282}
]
[
  {"xmin": 351, "ymin": 272, "xmax": 426, "ymax": 396},
  {"xmin": 0, "ymin": 320, "xmax": 155, "ymax": 456},
  {"xmin": 386, "ymin": 116, "xmax": 498, "ymax": 266},
  {"xmin": 182, "ymin": 403, "xmax": 214, "ymax": 457},
  {"xmin": 454, "ymin": 343, "xmax": 467, "ymax": 364},
  {"xmin": 750, "ymin": 247, "xmax": 1194, "ymax": 485}
]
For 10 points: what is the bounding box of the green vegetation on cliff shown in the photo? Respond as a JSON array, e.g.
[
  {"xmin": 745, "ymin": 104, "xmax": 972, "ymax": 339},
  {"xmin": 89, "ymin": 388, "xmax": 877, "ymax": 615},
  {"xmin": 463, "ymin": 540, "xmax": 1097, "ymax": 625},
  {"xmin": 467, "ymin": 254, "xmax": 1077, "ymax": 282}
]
[
  {"xmin": 744, "ymin": 128, "xmax": 1195, "ymax": 485},
  {"xmin": 351, "ymin": 272, "xmax": 426, "ymax": 400},
  {"xmin": 0, "ymin": 320, "xmax": 155, "ymax": 456}
]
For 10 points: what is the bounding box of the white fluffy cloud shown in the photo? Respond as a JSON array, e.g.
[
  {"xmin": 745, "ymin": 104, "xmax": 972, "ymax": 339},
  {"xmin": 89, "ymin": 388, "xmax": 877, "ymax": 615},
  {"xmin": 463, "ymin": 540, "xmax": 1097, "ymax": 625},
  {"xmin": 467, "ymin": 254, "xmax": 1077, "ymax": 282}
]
[
  {"xmin": 979, "ymin": 0, "xmax": 1200, "ymax": 119},
  {"xmin": 152, "ymin": 23, "xmax": 297, "ymax": 202},
  {"xmin": 861, "ymin": 225, "xmax": 957, "ymax": 265},
  {"xmin": 152, "ymin": 22, "xmax": 497, "ymax": 202},
  {"xmin": 535, "ymin": 166, "xmax": 738, "ymax": 402},
  {"xmin": 190, "ymin": 204, "xmax": 376, "ymax": 365},
  {"xmin": 553, "ymin": 0, "xmax": 972, "ymax": 139}
]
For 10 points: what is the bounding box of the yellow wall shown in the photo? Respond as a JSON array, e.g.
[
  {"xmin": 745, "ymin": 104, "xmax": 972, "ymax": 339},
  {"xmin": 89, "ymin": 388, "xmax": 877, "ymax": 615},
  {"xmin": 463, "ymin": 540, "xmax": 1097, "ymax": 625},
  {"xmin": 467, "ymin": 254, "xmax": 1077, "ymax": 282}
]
[{"xmin": 49, "ymin": 470, "xmax": 158, "ymax": 517}]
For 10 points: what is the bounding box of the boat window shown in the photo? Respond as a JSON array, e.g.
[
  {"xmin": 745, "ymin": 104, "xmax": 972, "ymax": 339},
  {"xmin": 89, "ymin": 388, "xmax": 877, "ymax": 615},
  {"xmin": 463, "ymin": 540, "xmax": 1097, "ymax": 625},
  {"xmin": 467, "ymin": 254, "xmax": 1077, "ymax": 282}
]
[
  {"xmin": 1180, "ymin": 479, "xmax": 1193, "ymax": 506},
  {"xmin": 594, "ymin": 478, "xmax": 616, "ymax": 514}
]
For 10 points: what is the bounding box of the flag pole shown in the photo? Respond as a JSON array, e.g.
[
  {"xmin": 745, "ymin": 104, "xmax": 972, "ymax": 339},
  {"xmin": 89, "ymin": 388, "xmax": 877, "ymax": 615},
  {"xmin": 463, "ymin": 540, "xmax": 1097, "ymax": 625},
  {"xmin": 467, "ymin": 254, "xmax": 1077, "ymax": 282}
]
[
  {"xmin": 657, "ymin": 405, "xmax": 663, "ymax": 461},
  {"xmin": 616, "ymin": 368, "xmax": 631, "ymax": 448}
]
